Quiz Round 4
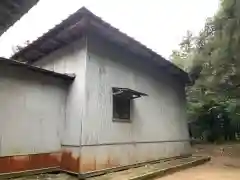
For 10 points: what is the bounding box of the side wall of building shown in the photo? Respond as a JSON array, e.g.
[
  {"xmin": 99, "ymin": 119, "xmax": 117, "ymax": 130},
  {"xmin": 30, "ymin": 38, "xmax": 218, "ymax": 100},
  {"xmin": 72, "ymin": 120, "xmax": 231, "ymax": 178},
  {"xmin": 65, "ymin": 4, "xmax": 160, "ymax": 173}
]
[
  {"xmin": 34, "ymin": 38, "xmax": 87, "ymax": 173},
  {"xmin": 80, "ymin": 35, "xmax": 191, "ymax": 173},
  {"xmin": 0, "ymin": 65, "xmax": 68, "ymax": 174}
]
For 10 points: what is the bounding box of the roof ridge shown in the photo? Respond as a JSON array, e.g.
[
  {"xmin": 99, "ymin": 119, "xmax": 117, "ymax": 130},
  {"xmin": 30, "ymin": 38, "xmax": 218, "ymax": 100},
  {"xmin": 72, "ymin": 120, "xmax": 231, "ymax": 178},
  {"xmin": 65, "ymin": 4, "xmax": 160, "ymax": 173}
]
[{"xmin": 11, "ymin": 7, "xmax": 189, "ymax": 83}]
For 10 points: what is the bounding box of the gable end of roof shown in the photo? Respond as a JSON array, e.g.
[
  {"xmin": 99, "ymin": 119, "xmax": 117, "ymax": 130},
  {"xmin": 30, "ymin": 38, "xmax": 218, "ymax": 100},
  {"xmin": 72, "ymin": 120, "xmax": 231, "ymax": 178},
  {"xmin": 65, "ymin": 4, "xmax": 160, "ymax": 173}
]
[{"xmin": 11, "ymin": 7, "xmax": 190, "ymax": 84}]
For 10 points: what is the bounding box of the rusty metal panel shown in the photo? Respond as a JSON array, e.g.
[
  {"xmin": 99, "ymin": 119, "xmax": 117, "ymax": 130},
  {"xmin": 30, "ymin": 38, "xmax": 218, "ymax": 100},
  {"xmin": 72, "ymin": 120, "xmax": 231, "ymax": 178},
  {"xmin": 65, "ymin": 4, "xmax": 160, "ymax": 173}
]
[
  {"xmin": 10, "ymin": 155, "xmax": 30, "ymax": 172},
  {"xmin": 80, "ymin": 145, "xmax": 124, "ymax": 173},
  {"xmin": 0, "ymin": 152, "xmax": 60, "ymax": 174},
  {"xmin": 60, "ymin": 147, "xmax": 80, "ymax": 173},
  {"xmin": 0, "ymin": 156, "xmax": 10, "ymax": 173},
  {"xmin": 79, "ymin": 141, "xmax": 191, "ymax": 173}
]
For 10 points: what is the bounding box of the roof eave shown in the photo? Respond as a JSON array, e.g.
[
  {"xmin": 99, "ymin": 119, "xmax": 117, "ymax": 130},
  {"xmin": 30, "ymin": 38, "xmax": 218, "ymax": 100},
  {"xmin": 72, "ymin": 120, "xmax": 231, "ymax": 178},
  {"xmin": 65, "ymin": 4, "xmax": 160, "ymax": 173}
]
[
  {"xmin": 0, "ymin": 57, "xmax": 75, "ymax": 81},
  {"xmin": 11, "ymin": 7, "xmax": 189, "ymax": 84},
  {"xmin": 0, "ymin": 0, "xmax": 39, "ymax": 36}
]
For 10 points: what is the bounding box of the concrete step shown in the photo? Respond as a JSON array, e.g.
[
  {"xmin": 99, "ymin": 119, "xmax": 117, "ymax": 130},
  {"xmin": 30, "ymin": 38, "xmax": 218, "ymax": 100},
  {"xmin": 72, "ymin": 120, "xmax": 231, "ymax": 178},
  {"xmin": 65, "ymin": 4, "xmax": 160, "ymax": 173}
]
[{"xmin": 88, "ymin": 156, "xmax": 210, "ymax": 180}]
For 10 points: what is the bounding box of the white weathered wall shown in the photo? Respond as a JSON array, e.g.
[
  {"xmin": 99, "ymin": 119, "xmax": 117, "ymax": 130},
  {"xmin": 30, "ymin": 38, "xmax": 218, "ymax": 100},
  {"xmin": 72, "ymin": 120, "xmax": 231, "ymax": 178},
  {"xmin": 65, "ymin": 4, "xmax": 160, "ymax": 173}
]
[
  {"xmin": 34, "ymin": 38, "xmax": 87, "ymax": 172},
  {"xmin": 79, "ymin": 35, "xmax": 190, "ymax": 172},
  {"xmin": 31, "ymin": 34, "xmax": 190, "ymax": 172},
  {"xmin": 0, "ymin": 65, "xmax": 68, "ymax": 156},
  {"xmin": 34, "ymin": 39, "xmax": 87, "ymax": 147}
]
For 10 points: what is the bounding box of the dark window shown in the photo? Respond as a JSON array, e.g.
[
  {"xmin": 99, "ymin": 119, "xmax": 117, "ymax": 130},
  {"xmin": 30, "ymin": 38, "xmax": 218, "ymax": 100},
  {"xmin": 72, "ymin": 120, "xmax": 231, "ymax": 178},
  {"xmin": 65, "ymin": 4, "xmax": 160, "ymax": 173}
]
[
  {"xmin": 112, "ymin": 87, "xmax": 147, "ymax": 122},
  {"xmin": 113, "ymin": 96, "xmax": 131, "ymax": 120}
]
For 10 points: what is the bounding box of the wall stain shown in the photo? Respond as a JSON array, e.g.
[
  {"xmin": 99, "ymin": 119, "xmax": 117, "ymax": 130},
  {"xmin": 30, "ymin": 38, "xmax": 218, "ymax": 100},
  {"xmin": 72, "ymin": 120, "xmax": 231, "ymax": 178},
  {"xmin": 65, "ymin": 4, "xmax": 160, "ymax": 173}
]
[
  {"xmin": 10, "ymin": 155, "xmax": 30, "ymax": 172},
  {"xmin": 0, "ymin": 152, "xmax": 60, "ymax": 174},
  {"xmin": 80, "ymin": 155, "xmax": 120, "ymax": 173},
  {"xmin": 80, "ymin": 157, "xmax": 96, "ymax": 172},
  {"xmin": 60, "ymin": 151, "xmax": 79, "ymax": 173},
  {"xmin": 0, "ymin": 156, "xmax": 10, "ymax": 173}
]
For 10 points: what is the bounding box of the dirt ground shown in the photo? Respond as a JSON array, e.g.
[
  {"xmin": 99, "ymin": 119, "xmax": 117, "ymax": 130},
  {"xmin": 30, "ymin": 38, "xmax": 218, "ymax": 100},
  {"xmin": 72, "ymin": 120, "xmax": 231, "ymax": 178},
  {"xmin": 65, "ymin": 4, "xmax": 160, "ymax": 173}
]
[
  {"xmin": 13, "ymin": 143, "xmax": 240, "ymax": 180},
  {"xmin": 156, "ymin": 143, "xmax": 240, "ymax": 180}
]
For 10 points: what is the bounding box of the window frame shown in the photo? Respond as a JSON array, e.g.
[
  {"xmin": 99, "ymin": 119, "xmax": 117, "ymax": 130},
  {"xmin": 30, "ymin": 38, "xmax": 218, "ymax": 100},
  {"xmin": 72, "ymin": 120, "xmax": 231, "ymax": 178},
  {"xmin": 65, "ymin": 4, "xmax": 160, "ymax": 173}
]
[
  {"xmin": 112, "ymin": 87, "xmax": 147, "ymax": 123},
  {"xmin": 112, "ymin": 95, "xmax": 132, "ymax": 122}
]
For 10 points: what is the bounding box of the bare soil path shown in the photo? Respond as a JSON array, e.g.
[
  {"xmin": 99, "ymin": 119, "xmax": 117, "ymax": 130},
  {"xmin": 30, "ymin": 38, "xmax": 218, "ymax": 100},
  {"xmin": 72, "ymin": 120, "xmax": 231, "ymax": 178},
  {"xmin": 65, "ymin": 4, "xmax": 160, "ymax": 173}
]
[{"xmin": 156, "ymin": 143, "xmax": 240, "ymax": 180}]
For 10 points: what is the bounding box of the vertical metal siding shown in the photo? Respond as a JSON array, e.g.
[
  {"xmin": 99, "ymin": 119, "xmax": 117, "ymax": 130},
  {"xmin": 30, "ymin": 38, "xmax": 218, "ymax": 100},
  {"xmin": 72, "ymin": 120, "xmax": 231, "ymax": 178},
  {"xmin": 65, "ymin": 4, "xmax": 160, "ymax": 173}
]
[
  {"xmin": 84, "ymin": 52, "xmax": 189, "ymax": 145},
  {"xmin": 0, "ymin": 66, "xmax": 67, "ymax": 157},
  {"xmin": 34, "ymin": 39, "xmax": 87, "ymax": 147},
  {"xmin": 80, "ymin": 36, "xmax": 190, "ymax": 173},
  {"xmin": 26, "ymin": 35, "xmax": 190, "ymax": 174},
  {"xmin": 34, "ymin": 38, "xmax": 88, "ymax": 173}
]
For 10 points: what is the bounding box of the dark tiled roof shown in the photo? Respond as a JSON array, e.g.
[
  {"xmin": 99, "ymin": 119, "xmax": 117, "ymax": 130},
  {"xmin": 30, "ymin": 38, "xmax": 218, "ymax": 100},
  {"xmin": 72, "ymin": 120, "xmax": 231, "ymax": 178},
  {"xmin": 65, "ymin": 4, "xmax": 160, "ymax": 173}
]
[
  {"xmin": 0, "ymin": 57, "xmax": 75, "ymax": 81},
  {"xmin": 0, "ymin": 0, "xmax": 39, "ymax": 36},
  {"xmin": 12, "ymin": 7, "xmax": 189, "ymax": 83}
]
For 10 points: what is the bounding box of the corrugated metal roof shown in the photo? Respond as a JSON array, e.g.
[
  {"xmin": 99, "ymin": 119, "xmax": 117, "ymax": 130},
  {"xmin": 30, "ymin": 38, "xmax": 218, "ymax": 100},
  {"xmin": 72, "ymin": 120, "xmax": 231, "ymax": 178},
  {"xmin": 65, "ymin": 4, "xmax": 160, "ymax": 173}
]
[
  {"xmin": 11, "ymin": 7, "xmax": 190, "ymax": 83},
  {"xmin": 0, "ymin": 57, "xmax": 75, "ymax": 81},
  {"xmin": 0, "ymin": 0, "xmax": 39, "ymax": 36}
]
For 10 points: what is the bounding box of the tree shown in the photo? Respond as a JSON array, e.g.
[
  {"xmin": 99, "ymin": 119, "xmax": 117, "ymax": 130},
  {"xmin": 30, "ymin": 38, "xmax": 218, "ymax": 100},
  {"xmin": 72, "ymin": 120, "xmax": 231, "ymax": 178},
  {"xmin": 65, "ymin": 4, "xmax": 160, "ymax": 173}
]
[
  {"xmin": 12, "ymin": 40, "xmax": 30, "ymax": 54},
  {"xmin": 170, "ymin": 31, "xmax": 195, "ymax": 71},
  {"xmin": 171, "ymin": 0, "xmax": 240, "ymax": 141}
]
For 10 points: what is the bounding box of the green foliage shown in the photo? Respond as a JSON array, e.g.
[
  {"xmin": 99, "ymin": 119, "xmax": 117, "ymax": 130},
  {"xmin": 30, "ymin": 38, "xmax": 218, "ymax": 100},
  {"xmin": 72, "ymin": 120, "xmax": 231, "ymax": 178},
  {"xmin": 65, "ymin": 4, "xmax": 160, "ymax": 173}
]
[
  {"xmin": 170, "ymin": 31, "xmax": 195, "ymax": 71},
  {"xmin": 171, "ymin": 0, "xmax": 240, "ymax": 141}
]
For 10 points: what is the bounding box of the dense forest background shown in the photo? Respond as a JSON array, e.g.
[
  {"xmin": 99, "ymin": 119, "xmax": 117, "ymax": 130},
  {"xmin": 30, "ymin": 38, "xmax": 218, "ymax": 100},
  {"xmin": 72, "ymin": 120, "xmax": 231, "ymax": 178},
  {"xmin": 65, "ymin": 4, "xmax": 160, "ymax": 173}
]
[{"xmin": 171, "ymin": 0, "xmax": 240, "ymax": 142}]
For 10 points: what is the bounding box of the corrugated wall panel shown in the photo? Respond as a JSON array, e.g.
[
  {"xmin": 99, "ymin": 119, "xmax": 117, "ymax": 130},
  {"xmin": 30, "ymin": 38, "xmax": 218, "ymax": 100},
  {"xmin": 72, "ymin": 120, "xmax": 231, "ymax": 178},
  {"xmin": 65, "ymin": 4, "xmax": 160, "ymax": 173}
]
[
  {"xmin": 84, "ymin": 50, "xmax": 189, "ymax": 145},
  {"xmin": 33, "ymin": 38, "xmax": 88, "ymax": 173},
  {"xmin": 0, "ymin": 65, "xmax": 67, "ymax": 156},
  {"xmin": 34, "ymin": 38, "xmax": 87, "ymax": 147},
  {"xmin": 81, "ymin": 35, "xmax": 190, "ymax": 173},
  {"xmin": 80, "ymin": 142, "xmax": 191, "ymax": 173}
]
